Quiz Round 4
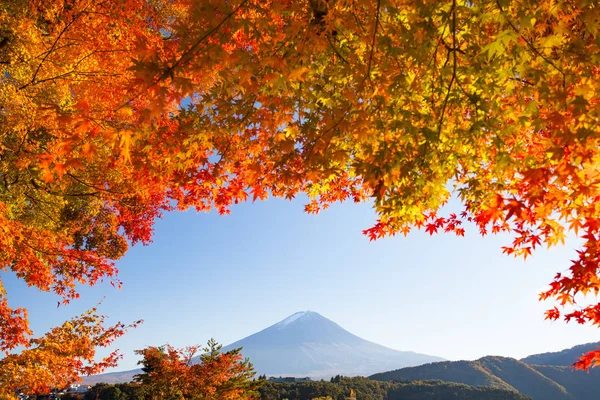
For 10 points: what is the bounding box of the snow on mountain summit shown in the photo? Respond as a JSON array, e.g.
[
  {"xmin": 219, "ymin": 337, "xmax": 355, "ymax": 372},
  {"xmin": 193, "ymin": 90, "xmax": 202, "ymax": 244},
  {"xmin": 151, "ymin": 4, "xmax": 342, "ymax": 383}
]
[{"xmin": 275, "ymin": 311, "xmax": 320, "ymax": 328}]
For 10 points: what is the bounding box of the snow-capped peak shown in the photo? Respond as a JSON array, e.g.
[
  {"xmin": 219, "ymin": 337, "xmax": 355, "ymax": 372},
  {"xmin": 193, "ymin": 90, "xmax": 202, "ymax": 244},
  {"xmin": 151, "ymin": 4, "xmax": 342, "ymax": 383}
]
[{"xmin": 275, "ymin": 311, "xmax": 317, "ymax": 328}]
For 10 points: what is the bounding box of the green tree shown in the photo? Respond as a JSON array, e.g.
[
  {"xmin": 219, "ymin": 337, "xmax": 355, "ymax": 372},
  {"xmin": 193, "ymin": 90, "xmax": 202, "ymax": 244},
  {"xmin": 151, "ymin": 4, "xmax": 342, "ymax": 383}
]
[{"xmin": 99, "ymin": 386, "xmax": 128, "ymax": 400}]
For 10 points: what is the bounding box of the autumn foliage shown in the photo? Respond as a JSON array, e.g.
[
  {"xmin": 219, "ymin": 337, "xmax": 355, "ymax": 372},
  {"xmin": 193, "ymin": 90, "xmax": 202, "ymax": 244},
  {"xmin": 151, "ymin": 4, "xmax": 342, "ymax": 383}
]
[
  {"xmin": 0, "ymin": 0, "xmax": 599, "ymax": 385},
  {"xmin": 0, "ymin": 308, "xmax": 139, "ymax": 397},
  {"xmin": 134, "ymin": 340, "xmax": 260, "ymax": 400}
]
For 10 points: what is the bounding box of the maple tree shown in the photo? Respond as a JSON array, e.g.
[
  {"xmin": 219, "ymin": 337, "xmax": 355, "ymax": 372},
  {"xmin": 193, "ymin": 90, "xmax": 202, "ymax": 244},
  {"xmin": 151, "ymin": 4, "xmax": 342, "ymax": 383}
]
[
  {"xmin": 134, "ymin": 340, "xmax": 260, "ymax": 400},
  {"xmin": 0, "ymin": 0, "xmax": 599, "ymax": 384},
  {"xmin": 0, "ymin": 307, "xmax": 139, "ymax": 398}
]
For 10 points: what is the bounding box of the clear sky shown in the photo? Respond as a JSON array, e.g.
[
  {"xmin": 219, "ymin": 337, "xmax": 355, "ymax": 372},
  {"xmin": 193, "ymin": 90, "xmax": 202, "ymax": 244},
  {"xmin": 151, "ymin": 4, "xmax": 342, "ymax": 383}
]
[{"xmin": 4, "ymin": 196, "xmax": 599, "ymax": 372}]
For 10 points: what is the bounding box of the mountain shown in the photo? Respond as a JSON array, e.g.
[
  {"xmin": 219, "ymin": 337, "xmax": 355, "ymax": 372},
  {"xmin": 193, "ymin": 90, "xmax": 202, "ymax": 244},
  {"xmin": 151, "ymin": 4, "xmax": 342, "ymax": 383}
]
[
  {"xmin": 530, "ymin": 364, "xmax": 600, "ymax": 400},
  {"xmin": 81, "ymin": 370, "xmax": 142, "ymax": 385},
  {"xmin": 370, "ymin": 356, "xmax": 572, "ymax": 400},
  {"xmin": 521, "ymin": 342, "xmax": 600, "ymax": 367},
  {"xmin": 83, "ymin": 311, "xmax": 443, "ymax": 384},
  {"xmin": 520, "ymin": 342, "xmax": 600, "ymax": 400},
  {"xmin": 370, "ymin": 347, "xmax": 600, "ymax": 400},
  {"xmin": 214, "ymin": 311, "xmax": 443, "ymax": 378}
]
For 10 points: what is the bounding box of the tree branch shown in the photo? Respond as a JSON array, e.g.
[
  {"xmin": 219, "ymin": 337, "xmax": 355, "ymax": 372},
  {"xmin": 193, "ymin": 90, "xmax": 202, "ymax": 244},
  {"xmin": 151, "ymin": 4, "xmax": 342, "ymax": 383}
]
[
  {"xmin": 496, "ymin": 0, "xmax": 566, "ymax": 86},
  {"xmin": 18, "ymin": 6, "xmax": 89, "ymax": 90},
  {"xmin": 437, "ymin": 0, "xmax": 458, "ymax": 137},
  {"xmin": 116, "ymin": 0, "xmax": 249, "ymax": 111},
  {"xmin": 362, "ymin": 0, "xmax": 382, "ymax": 88}
]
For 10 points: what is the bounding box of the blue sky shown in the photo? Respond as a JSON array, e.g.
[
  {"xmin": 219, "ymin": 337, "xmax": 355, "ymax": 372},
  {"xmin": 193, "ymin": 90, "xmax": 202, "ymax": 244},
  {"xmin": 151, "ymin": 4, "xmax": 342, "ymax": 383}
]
[{"xmin": 4, "ymin": 196, "xmax": 598, "ymax": 372}]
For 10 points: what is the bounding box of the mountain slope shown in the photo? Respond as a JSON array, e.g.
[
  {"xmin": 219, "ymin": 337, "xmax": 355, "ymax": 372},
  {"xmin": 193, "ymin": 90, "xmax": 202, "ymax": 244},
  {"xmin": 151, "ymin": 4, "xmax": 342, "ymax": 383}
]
[
  {"xmin": 370, "ymin": 356, "xmax": 572, "ymax": 400},
  {"xmin": 531, "ymin": 364, "xmax": 600, "ymax": 400},
  {"xmin": 521, "ymin": 342, "xmax": 600, "ymax": 366},
  {"xmin": 217, "ymin": 311, "xmax": 444, "ymax": 378},
  {"xmin": 388, "ymin": 380, "xmax": 533, "ymax": 400}
]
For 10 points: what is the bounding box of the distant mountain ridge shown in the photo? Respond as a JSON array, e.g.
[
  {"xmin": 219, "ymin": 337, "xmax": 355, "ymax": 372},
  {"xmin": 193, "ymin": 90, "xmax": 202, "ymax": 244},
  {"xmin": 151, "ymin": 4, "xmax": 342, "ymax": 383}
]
[
  {"xmin": 370, "ymin": 356, "xmax": 571, "ymax": 400},
  {"xmin": 83, "ymin": 311, "xmax": 443, "ymax": 384},
  {"xmin": 370, "ymin": 343, "xmax": 600, "ymax": 400},
  {"xmin": 520, "ymin": 342, "xmax": 600, "ymax": 367}
]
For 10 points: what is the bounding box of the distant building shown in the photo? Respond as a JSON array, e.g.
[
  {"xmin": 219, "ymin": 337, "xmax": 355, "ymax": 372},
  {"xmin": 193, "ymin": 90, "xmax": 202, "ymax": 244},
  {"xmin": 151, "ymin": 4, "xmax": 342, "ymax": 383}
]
[
  {"xmin": 67, "ymin": 383, "xmax": 90, "ymax": 394},
  {"xmin": 268, "ymin": 376, "xmax": 312, "ymax": 383}
]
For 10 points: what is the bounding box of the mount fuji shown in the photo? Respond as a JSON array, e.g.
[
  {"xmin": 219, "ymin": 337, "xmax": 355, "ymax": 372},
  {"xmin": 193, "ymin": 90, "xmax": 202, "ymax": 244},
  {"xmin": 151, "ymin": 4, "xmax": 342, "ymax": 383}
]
[
  {"xmin": 216, "ymin": 311, "xmax": 443, "ymax": 378},
  {"xmin": 83, "ymin": 311, "xmax": 443, "ymax": 383}
]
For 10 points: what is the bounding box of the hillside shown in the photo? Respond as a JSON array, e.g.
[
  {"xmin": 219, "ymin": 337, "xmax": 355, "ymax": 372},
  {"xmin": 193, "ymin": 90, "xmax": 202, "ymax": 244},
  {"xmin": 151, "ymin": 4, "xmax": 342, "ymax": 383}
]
[
  {"xmin": 521, "ymin": 342, "xmax": 600, "ymax": 366},
  {"xmin": 530, "ymin": 364, "xmax": 600, "ymax": 400},
  {"xmin": 258, "ymin": 376, "xmax": 532, "ymax": 400},
  {"xmin": 370, "ymin": 356, "xmax": 572, "ymax": 400},
  {"xmin": 389, "ymin": 380, "xmax": 532, "ymax": 400}
]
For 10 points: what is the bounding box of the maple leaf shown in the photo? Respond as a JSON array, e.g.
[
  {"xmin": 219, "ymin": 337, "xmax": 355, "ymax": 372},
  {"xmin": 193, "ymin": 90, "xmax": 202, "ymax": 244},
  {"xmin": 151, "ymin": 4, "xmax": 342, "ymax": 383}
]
[
  {"xmin": 288, "ymin": 67, "xmax": 310, "ymax": 82},
  {"xmin": 53, "ymin": 163, "xmax": 67, "ymax": 178},
  {"xmin": 425, "ymin": 223, "xmax": 438, "ymax": 235}
]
